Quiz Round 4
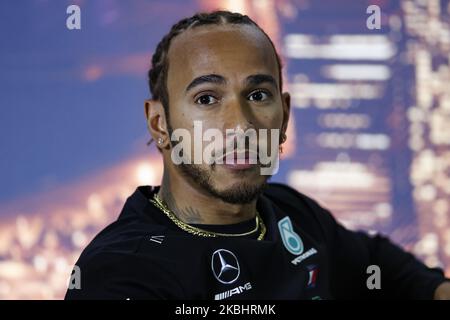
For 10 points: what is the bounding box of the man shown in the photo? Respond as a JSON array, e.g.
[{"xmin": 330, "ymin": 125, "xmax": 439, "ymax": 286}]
[{"xmin": 65, "ymin": 10, "xmax": 450, "ymax": 300}]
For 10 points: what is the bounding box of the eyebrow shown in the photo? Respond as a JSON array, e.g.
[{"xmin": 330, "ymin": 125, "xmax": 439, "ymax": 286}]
[
  {"xmin": 245, "ymin": 74, "xmax": 277, "ymax": 89},
  {"xmin": 185, "ymin": 74, "xmax": 226, "ymax": 93},
  {"xmin": 185, "ymin": 73, "xmax": 277, "ymax": 93}
]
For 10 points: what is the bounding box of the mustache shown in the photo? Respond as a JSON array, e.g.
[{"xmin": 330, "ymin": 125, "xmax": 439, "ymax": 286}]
[
  {"xmin": 211, "ymin": 140, "xmax": 260, "ymax": 161},
  {"xmin": 220, "ymin": 148, "xmax": 259, "ymax": 161}
]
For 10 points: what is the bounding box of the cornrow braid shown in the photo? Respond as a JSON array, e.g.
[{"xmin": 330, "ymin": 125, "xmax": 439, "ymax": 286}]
[{"xmin": 147, "ymin": 10, "xmax": 284, "ymax": 120}]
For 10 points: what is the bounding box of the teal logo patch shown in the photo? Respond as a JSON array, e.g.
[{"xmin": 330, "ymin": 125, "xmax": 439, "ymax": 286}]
[{"xmin": 278, "ymin": 216, "xmax": 304, "ymax": 255}]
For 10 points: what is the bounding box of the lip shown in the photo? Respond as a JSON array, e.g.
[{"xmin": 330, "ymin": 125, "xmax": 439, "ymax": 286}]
[
  {"xmin": 222, "ymin": 162, "xmax": 256, "ymax": 170},
  {"xmin": 219, "ymin": 150, "xmax": 259, "ymax": 170}
]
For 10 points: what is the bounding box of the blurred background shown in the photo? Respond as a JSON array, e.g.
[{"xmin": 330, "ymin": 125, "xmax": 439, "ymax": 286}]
[{"xmin": 1, "ymin": 0, "xmax": 450, "ymax": 299}]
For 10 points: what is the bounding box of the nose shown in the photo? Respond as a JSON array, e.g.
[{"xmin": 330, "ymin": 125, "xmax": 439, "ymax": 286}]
[
  {"xmin": 222, "ymin": 97, "xmax": 255, "ymax": 133},
  {"xmin": 222, "ymin": 98, "xmax": 256, "ymax": 150}
]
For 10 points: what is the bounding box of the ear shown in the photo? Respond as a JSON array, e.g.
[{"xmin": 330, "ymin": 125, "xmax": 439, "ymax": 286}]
[
  {"xmin": 281, "ymin": 92, "xmax": 291, "ymax": 138},
  {"xmin": 144, "ymin": 99, "xmax": 170, "ymax": 148}
]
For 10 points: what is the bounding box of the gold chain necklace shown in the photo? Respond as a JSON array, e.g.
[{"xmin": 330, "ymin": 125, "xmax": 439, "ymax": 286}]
[{"xmin": 150, "ymin": 193, "xmax": 266, "ymax": 240}]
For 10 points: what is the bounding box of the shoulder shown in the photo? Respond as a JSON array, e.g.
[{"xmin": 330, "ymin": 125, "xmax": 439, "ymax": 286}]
[
  {"xmin": 66, "ymin": 230, "xmax": 183, "ymax": 299},
  {"xmin": 264, "ymin": 183, "xmax": 336, "ymax": 222},
  {"xmin": 264, "ymin": 183, "xmax": 322, "ymax": 208},
  {"xmin": 74, "ymin": 213, "xmax": 172, "ymax": 273},
  {"xmin": 263, "ymin": 183, "xmax": 341, "ymax": 241},
  {"xmin": 65, "ymin": 215, "xmax": 180, "ymax": 298}
]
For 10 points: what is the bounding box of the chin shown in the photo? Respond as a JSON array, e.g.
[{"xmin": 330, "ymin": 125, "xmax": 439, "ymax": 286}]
[{"xmin": 211, "ymin": 180, "xmax": 268, "ymax": 204}]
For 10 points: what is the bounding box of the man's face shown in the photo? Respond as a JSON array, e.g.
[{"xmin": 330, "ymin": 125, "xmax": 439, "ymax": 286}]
[{"xmin": 164, "ymin": 24, "xmax": 289, "ymax": 204}]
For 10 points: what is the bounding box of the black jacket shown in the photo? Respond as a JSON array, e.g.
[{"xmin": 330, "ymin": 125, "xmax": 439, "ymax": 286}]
[{"xmin": 65, "ymin": 183, "xmax": 448, "ymax": 300}]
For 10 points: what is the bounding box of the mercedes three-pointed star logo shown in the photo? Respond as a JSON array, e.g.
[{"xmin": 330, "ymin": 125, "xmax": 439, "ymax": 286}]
[{"xmin": 211, "ymin": 249, "xmax": 240, "ymax": 284}]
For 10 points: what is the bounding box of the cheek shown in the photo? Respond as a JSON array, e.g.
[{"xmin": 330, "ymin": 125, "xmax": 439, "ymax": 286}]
[
  {"xmin": 257, "ymin": 108, "xmax": 284, "ymax": 148},
  {"xmin": 169, "ymin": 108, "xmax": 198, "ymax": 134},
  {"xmin": 172, "ymin": 102, "xmax": 216, "ymax": 127},
  {"xmin": 259, "ymin": 107, "xmax": 284, "ymax": 129}
]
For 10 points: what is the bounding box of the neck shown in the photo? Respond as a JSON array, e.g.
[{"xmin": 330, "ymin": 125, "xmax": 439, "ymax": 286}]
[{"xmin": 157, "ymin": 170, "xmax": 257, "ymax": 225}]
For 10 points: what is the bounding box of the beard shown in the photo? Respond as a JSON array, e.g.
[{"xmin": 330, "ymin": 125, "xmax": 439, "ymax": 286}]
[
  {"xmin": 178, "ymin": 163, "xmax": 270, "ymax": 204},
  {"xmin": 166, "ymin": 118, "xmax": 270, "ymax": 204}
]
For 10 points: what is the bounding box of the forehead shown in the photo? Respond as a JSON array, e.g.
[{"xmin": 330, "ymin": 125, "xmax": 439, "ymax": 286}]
[{"xmin": 166, "ymin": 24, "xmax": 279, "ymax": 94}]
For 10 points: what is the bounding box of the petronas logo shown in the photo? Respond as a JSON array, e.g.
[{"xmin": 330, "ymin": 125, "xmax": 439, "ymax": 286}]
[{"xmin": 278, "ymin": 216, "xmax": 304, "ymax": 255}]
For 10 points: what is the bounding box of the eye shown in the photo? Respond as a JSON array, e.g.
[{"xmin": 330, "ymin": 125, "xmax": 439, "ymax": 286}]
[
  {"xmin": 248, "ymin": 90, "xmax": 272, "ymax": 102},
  {"xmin": 195, "ymin": 94, "xmax": 218, "ymax": 105}
]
